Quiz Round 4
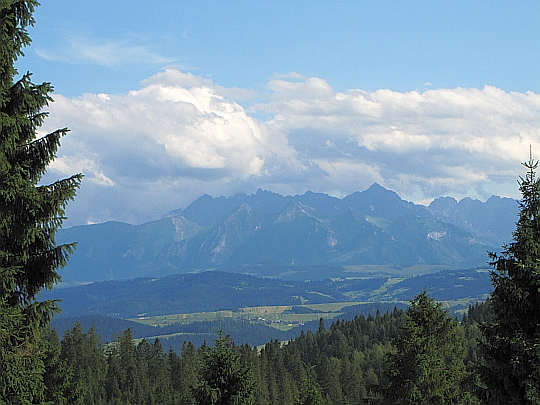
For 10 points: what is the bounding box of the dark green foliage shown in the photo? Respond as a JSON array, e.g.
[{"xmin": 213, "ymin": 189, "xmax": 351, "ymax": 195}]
[
  {"xmin": 385, "ymin": 291, "xmax": 479, "ymax": 405},
  {"xmin": 47, "ymin": 301, "xmax": 492, "ymax": 405},
  {"xmin": 60, "ymin": 322, "xmax": 106, "ymax": 404},
  {"xmin": 52, "ymin": 315, "xmax": 168, "ymax": 343},
  {"xmin": 105, "ymin": 329, "xmax": 153, "ymax": 404},
  {"xmin": 194, "ymin": 330, "xmax": 256, "ymax": 405},
  {"xmin": 462, "ymin": 300, "xmax": 494, "ymax": 326},
  {"xmin": 0, "ymin": 1, "xmax": 81, "ymax": 403},
  {"xmin": 169, "ymin": 341, "xmax": 199, "ymax": 404},
  {"xmin": 276, "ymin": 309, "xmax": 405, "ymax": 404},
  {"xmin": 42, "ymin": 327, "xmax": 77, "ymax": 405},
  {"xmin": 481, "ymin": 156, "xmax": 540, "ymax": 404},
  {"xmin": 296, "ymin": 366, "xmax": 324, "ymax": 405},
  {"xmin": 0, "ymin": 296, "xmax": 45, "ymax": 404},
  {"xmin": 258, "ymin": 339, "xmax": 298, "ymax": 405},
  {"xmin": 137, "ymin": 338, "xmax": 173, "ymax": 404}
]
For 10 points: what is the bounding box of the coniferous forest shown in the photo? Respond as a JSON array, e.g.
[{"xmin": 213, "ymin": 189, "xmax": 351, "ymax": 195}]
[
  {"xmin": 40, "ymin": 301, "xmax": 488, "ymax": 405},
  {"xmin": 1, "ymin": 2, "xmax": 539, "ymax": 404}
]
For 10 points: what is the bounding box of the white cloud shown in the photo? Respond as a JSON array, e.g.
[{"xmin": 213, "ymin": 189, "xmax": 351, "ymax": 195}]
[
  {"xmin": 42, "ymin": 70, "xmax": 296, "ymax": 224},
  {"xmin": 49, "ymin": 156, "xmax": 115, "ymax": 187},
  {"xmin": 36, "ymin": 35, "xmax": 173, "ymax": 66},
  {"xmin": 46, "ymin": 71, "xmax": 281, "ymax": 180},
  {"xmin": 42, "ymin": 70, "xmax": 540, "ymax": 226},
  {"xmin": 257, "ymin": 77, "xmax": 540, "ymax": 200}
]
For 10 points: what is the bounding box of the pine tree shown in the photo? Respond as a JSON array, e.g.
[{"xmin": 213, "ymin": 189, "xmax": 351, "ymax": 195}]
[
  {"xmin": 385, "ymin": 291, "xmax": 479, "ymax": 405},
  {"xmin": 0, "ymin": 1, "xmax": 82, "ymax": 403},
  {"xmin": 481, "ymin": 154, "xmax": 540, "ymax": 404},
  {"xmin": 60, "ymin": 322, "xmax": 106, "ymax": 404}
]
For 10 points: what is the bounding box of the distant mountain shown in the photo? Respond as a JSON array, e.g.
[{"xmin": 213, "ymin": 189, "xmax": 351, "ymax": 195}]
[
  {"xmin": 177, "ymin": 184, "xmax": 426, "ymax": 226},
  {"xmin": 58, "ymin": 216, "xmax": 202, "ymax": 282},
  {"xmin": 176, "ymin": 189, "xmax": 294, "ymax": 227},
  {"xmin": 341, "ymin": 183, "xmax": 430, "ymax": 218},
  {"xmin": 428, "ymin": 195, "xmax": 517, "ymax": 246},
  {"xmin": 169, "ymin": 203, "xmax": 271, "ymax": 268},
  {"xmin": 56, "ymin": 184, "xmax": 517, "ymax": 284}
]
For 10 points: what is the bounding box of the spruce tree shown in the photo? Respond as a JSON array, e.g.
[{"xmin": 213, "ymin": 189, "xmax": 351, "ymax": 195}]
[
  {"xmin": 0, "ymin": 1, "xmax": 82, "ymax": 403},
  {"xmin": 384, "ymin": 291, "xmax": 479, "ymax": 405},
  {"xmin": 296, "ymin": 365, "xmax": 324, "ymax": 405},
  {"xmin": 194, "ymin": 330, "xmax": 256, "ymax": 405},
  {"xmin": 481, "ymin": 154, "xmax": 540, "ymax": 404}
]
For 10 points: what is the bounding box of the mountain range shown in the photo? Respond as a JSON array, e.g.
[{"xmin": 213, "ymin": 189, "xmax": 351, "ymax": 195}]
[{"xmin": 56, "ymin": 183, "xmax": 517, "ymax": 284}]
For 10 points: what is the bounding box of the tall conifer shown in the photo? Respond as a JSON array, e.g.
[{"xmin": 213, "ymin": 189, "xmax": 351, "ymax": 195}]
[
  {"xmin": 385, "ymin": 291, "xmax": 479, "ymax": 405},
  {"xmin": 194, "ymin": 331, "xmax": 256, "ymax": 405},
  {"xmin": 481, "ymin": 153, "xmax": 540, "ymax": 404},
  {"xmin": 0, "ymin": 1, "xmax": 82, "ymax": 402}
]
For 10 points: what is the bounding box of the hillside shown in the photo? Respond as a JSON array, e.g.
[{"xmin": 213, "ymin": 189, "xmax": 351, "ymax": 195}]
[
  {"xmin": 56, "ymin": 184, "xmax": 516, "ymax": 284},
  {"xmin": 46, "ymin": 271, "xmax": 347, "ymax": 318},
  {"xmin": 47, "ymin": 268, "xmax": 490, "ymax": 352},
  {"xmin": 46, "ymin": 268, "xmax": 490, "ymax": 320}
]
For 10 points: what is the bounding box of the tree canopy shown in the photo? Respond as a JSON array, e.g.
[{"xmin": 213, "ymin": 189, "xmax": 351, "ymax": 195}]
[
  {"xmin": 385, "ymin": 291, "xmax": 479, "ymax": 405},
  {"xmin": 482, "ymin": 153, "xmax": 540, "ymax": 404},
  {"xmin": 0, "ymin": 1, "xmax": 82, "ymax": 402},
  {"xmin": 194, "ymin": 330, "xmax": 256, "ymax": 405}
]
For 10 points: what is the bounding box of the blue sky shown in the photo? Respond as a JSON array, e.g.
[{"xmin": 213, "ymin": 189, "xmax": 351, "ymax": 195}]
[
  {"xmin": 23, "ymin": 1, "xmax": 539, "ymax": 96},
  {"xmin": 20, "ymin": 1, "xmax": 540, "ymax": 226}
]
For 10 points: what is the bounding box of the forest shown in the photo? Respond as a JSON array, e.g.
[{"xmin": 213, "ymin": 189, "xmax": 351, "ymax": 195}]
[
  {"xmin": 40, "ymin": 298, "xmax": 490, "ymax": 405},
  {"xmin": 0, "ymin": 2, "xmax": 539, "ymax": 404}
]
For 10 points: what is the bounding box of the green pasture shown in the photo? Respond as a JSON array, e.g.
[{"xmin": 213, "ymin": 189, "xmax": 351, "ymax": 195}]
[
  {"xmin": 128, "ymin": 302, "xmax": 363, "ymax": 329},
  {"xmin": 127, "ymin": 294, "xmax": 484, "ymax": 331},
  {"xmin": 343, "ymin": 264, "xmax": 453, "ymax": 277}
]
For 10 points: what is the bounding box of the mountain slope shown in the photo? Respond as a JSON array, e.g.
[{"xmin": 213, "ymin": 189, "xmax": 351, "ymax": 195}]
[
  {"xmin": 46, "ymin": 271, "xmax": 347, "ymax": 318},
  {"xmin": 56, "ymin": 185, "xmax": 514, "ymax": 283},
  {"xmin": 58, "ymin": 216, "xmax": 202, "ymax": 283},
  {"xmin": 167, "ymin": 203, "xmax": 271, "ymax": 268},
  {"xmin": 340, "ymin": 183, "xmax": 430, "ymax": 218},
  {"xmin": 428, "ymin": 195, "xmax": 517, "ymax": 246}
]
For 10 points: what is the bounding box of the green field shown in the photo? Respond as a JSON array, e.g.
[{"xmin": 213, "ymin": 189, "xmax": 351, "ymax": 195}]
[
  {"xmin": 343, "ymin": 264, "xmax": 453, "ymax": 277},
  {"xmin": 128, "ymin": 302, "xmax": 364, "ymax": 331},
  {"xmin": 127, "ymin": 294, "xmax": 483, "ymax": 332}
]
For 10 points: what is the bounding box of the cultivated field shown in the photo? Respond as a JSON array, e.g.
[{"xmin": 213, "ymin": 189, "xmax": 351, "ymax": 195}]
[{"xmin": 129, "ymin": 302, "xmax": 363, "ymax": 331}]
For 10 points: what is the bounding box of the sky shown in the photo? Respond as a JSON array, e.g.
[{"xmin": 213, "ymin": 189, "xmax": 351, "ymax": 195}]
[{"xmin": 17, "ymin": 1, "xmax": 540, "ymax": 226}]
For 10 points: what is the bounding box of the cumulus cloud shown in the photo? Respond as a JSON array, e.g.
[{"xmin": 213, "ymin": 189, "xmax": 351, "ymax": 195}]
[
  {"xmin": 257, "ymin": 77, "xmax": 540, "ymax": 201},
  {"xmin": 41, "ymin": 70, "xmax": 296, "ymax": 224},
  {"xmin": 41, "ymin": 70, "xmax": 540, "ymax": 226}
]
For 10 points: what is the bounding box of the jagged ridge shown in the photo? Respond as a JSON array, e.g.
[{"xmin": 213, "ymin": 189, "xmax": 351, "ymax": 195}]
[{"xmin": 57, "ymin": 184, "xmax": 517, "ymax": 283}]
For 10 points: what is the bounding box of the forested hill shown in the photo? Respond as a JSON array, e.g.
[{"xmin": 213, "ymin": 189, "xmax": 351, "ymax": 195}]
[
  {"xmin": 46, "ymin": 268, "xmax": 491, "ymax": 319},
  {"xmin": 46, "ymin": 268, "xmax": 489, "ymax": 354},
  {"xmin": 56, "ymin": 184, "xmax": 516, "ymax": 284},
  {"xmin": 47, "ymin": 271, "xmax": 347, "ymax": 318}
]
